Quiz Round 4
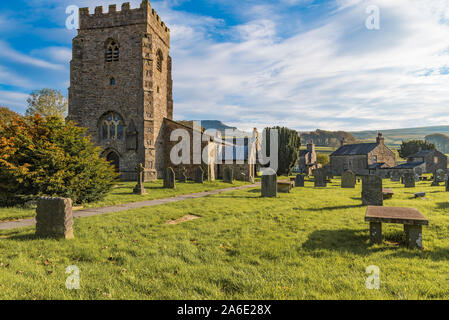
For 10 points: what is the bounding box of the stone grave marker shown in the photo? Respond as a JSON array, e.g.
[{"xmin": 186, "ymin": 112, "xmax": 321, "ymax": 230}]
[
  {"xmin": 404, "ymin": 171, "xmax": 415, "ymax": 188},
  {"xmin": 133, "ymin": 163, "xmax": 147, "ymax": 195},
  {"xmin": 313, "ymin": 168, "xmax": 327, "ymax": 187},
  {"xmin": 163, "ymin": 167, "xmax": 175, "ymax": 189},
  {"xmin": 194, "ymin": 167, "xmax": 204, "ymax": 183},
  {"xmin": 35, "ymin": 197, "xmax": 74, "ymax": 239},
  {"xmin": 261, "ymin": 168, "xmax": 277, "ymax": 197},
  {"xmin": 223, "ymin": 167, "xmax": 233, "ymax": 184},
  {"xmin": 391, "ymin": 171, "xmax": 401, "ymax": 182},
  {"xmin": 361, "ymin": 175, "xmax": 383, "ymax": 206},
  {"xmin": 341, "ymin": 170, "xmax": 356, "ymax": 188},
  {"xmin": 178, "ymin": 168, "xmax": 187, "ymax": 183},
  {"xmin": 295, "ymin": 174, "xmax": 305, "ymax": 187},
  {"xmin": 431, "ymin": 170, "xmax": 440, "ymax": 186}
]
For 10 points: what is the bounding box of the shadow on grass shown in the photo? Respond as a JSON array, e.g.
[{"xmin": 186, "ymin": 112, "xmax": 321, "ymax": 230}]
[
  {"xmin": 435, "ymin": 202, "xmax": 449, "ymax": 210},
  {"xmin": 300, "ymin": 204, "xmax": 364, "ymax": 212}
]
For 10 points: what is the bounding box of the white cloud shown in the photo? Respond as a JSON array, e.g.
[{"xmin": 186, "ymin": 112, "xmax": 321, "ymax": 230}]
[
  {"xmin": 0, "ymin": 90, "xmax": 29, "ymax": 112},
  {"xmin": 31, "ymin": 47, "xmax": 72, "ymax": 64}
]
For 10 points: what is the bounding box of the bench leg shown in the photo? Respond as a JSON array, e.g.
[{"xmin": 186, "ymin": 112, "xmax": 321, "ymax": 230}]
[
  {"xmin": 370, "ymin": 222, "xmax": 382, "ymax": 245},
  {"xmin": 404, "ymin": 225, "xmax": 423, "ymax": 250}
]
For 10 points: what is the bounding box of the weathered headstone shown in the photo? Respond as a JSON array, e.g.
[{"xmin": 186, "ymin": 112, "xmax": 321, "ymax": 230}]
[
  {"xmin": 361, "ymin": 175, "xmax": 383, "ymax": 206},
  {"xmin": 295, "ymin": 174, "xmax": 305, "ymax": 187},
  {"xmin": 35, "ymin": 197, "xmax": 74, "ymax": 239},
  {"xmin": 431, "ymin": 170, "xmax": 440, "ymax": 186},
  {"xmin": 261, "ymin": 168, "xmax": 277, "ymax": 197},
  {"xmin": 341, "ymin": 170, "xmax": 356, "ymax": 188},
  {"xmin": 223, "ymin": 167, "xmax": 233, "ymax": 184},
  {"xmin": 313, "ymin": 168, "xmax": 327, "ymax": 187},
  {"xmin": 277, "ymin": 181, "xmax": 292, "ymax": 193},
  {"xmin": 404, "ymin": 171, "xmax": 415, "ymax": 188},
  {"xmin": 194, "ymin": 167, "xmax": 204, "ymax": 183},
  {"xmin": 446, "ymin": 175, "xmax": 449, "ymax": 192},
  {"xmin": 163, "ymin": 167, "xmax": 175, "ymax": 189},
  {"xmin": 133, "ymin": 163, "xmax": 147, "ymax": 195},
  {"xmin": 414, "ymin": 192, "xmax": 426, "ymax": 198}
]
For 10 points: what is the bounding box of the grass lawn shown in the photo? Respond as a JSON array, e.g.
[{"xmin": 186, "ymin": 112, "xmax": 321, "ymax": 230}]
[
  {"xmin": 0, "ymin": 180, "xmax": 249, "ymax": 222},
  {"xmin": 1, "ymin": 177, "xmax": 449, "ymax": 299}
]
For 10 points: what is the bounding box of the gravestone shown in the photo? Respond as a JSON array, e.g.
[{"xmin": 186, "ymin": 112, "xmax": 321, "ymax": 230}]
[
  {"xmin": 133, "ymin": 163, "xmax": 147, "ymax": 195},
  {"xmin": 35, "ymin": 197, "xmax": 74, "ymax": 239},
  {"xmin": 295, "ymin": 174, "xmax": 305, "ymax": 187},
  {"xmin": 313, "ymin": 168, "xmax": 327, "ymax": 187},
  {"xmin": 414, "ymin": 173, "xmax": 420, "ymax": 183},
  {"xmin": 223, "ymin": 167, "xmax": 233, "ymax": 184},
  {"xmin": 404, "ymin": 171, "xmax": 415, "ymax": 188},
  {"xmin": 261, "ymin": 168, "xmax": 277, "ymax": 197},
  {"xmin": 391, "ymin": 171, "xmax": 400, "ymax": 182},
  {"xmin": 163, "ymin": 167, "xmax": 175, "ymax": 189},
  {"xmin": 431, "ymin": 170, "xmax": 440, "ymax": 186},
  {"xmin": 361, "ymin": 175, "xmax": 383, "ymax": 206},
  {"xmin": 436, "ymin": 169, "xmax": 446, "ymax": 182},
  {"xmin": 341, "ymin": 170, "xmax": 356, "ymax": 188},
  {"xmin": 178, "ymin": 168, "xmax": 187, "ymax": 183},
  {"xmin": 446, "ymin": 175, "xmax": 449, "ymax": 192},
  {"xmin": 194, "ymin": 167, "xmax": 204, "ymax": 183}
]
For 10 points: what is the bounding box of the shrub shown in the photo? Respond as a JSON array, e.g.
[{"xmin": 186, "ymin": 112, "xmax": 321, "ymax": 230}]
[
  {"xmin": 0, "ymin": 114, "xmax": 118, "ymax": 206},
  {"xmin": 317, "ymin": 153, "xmax": 330, "ymax": 166}
]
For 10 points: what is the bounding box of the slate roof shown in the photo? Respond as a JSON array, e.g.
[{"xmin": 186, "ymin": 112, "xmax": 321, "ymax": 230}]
[
  {"xmin": 368, "ymin": 163, "xmax": 386, "ymax": 169},
  {"xmin": 392, "ymin": 161, "xmax": 425, "ymax": 169},
  {"xmin": 330, "ymin": 143, "xmax": 378, "ymax": 156},
  {"xmin": 407, "ymin": 150, "xmax": 434, "ymax": 158}
]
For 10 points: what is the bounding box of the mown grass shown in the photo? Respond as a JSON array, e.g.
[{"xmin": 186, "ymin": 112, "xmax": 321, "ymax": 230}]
[
  {"xmin": 0, "ymin": 180, "xmax": 248, "ymax": 222},
  {"xmin": 1, "ymin": 177, "xmax": 449, "ymax": 299}
]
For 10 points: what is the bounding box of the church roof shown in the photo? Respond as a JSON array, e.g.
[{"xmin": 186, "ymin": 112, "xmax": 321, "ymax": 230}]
[
  {"xmin": 330, "ymin": 143, "xmax": 378, "ymax": 156},
  {"xmin": 407, "ymin": 150, "xmax": 434, "ymax": 158}
]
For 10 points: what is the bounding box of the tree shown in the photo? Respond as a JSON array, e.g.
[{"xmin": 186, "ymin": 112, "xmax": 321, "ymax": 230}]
[
  {"xmin": 398, "ymin": 140, "xmax": 435, "ymax": 159},
  {"xmin": 265, "ymin": 126, "xmax": 301, "ymax": 176},
  {"xmin": 0, "ymin": 115, "xmax": 118, "ymax": 206},
  {"xmin": 25, "ymin": 88, "xmax": 68, "ymax": 119},
  {"xmin": 0, "ymin": 106, "xmax": 20, "ymax": 126},
  {"xmin": 317, "ymin": 153, "xmax": 330, "ymax": 166}
]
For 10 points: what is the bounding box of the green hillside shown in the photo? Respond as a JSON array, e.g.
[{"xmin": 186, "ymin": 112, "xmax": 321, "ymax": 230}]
[{"xmin": 351, "ymin": 126, "xmax": 449, "ymax": 147}]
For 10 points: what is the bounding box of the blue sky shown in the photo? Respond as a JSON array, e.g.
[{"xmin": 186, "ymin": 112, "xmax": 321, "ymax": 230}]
[{"xmin": 1, "ymin": 0, "xmax": 449, "ymax": 131}]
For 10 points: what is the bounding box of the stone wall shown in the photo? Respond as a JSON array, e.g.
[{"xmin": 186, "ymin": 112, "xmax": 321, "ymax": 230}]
[{"xmin": 330, "ymin": 155, "xmax": 367, "ymax": 175}]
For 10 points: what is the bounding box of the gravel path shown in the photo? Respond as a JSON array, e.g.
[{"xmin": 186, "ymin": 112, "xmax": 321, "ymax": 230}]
[{"xmin": 0, "ymin": 183, "xmax": 259, "ymax": 231}]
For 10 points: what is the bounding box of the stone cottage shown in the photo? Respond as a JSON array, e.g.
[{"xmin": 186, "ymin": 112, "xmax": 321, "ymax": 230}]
[
  {"xmin": 295, "ymin": 143, "xmax": 318, "ymax": 175},
  {"xmin": 330, "ymin": 133, "xmax": 395, "ymax": 175},
  {"xmin": 405, "ymin": 149, "xmax": 447, "ymax": 173}
]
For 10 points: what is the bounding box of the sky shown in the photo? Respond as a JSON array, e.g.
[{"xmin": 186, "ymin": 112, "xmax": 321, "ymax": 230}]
[{"xmin": 1, "ymin": 0, "xmax": 449, "ymax": 132}]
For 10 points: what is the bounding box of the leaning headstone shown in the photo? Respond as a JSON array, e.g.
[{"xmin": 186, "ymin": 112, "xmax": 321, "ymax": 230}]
[
  {"xmin": 295, "ymin": 174, "xmax": 305, "ymax": 187},
  {"xmin": 36, "ymin": 197, "xmax": 74, "ymax": 239},
  {"xmin": 313, "ymin": 168, "xmax": 327, "ymax": 187},
  {"xmin": 446, "ymin": 175, "xmax": 449, "ymax": 192},
  {"xmin": 414, "ymin": 192, "xmax": 426, "ymax": 198},
  {"xmin": 361, "ymin": 175, "xmax": 383, "ymax": 206},
  {"xmin": 133, "ymin": 163, "xmax": 147, "ymax": 195},
  {"xmin": 163, "ymin": 167, "xmax": 175, "ymax": 189},
  {"xmin": 341, "ymin": 170, "xmax": 356, "ymax": 188},
  {"xmin": 261, "ymin": 168, "xmax": 277, "ymax": 197},
  {"xmin": 404, "ymin": 171, "xmax": 415, "ymax": 188},
  {"xmin": 223, "ymin": 167, "xmax": 233, "ymax": 184},
  {"xmin": 436, "ymin": 169, "xmax": 445, "ymax": 182}
]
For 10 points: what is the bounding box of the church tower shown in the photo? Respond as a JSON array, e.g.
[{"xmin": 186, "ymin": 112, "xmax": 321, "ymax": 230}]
[{"xmin": 68, "ymin": 1, "xmax": 173, "ymax": 181}]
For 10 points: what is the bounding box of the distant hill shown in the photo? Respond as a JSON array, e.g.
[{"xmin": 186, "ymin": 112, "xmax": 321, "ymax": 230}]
[
  {"xmin": 300, "ymin": 129, "xmax": 357, "ymax": 148},
  {"xmin": 192, "ymin": 120, "xmax": 238, "ymax": 133},
  {"xmin": 351, "ymin": 125, "xmax": 449, "ymax": 147},
  {"xmin": 425, "ymin": 133, "xmax": 449, "ymax": 154}
]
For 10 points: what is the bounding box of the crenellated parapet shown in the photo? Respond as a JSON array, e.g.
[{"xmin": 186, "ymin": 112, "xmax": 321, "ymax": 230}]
[{"xmin": 79, "ymin": 1, "xmax": 170, "ymax": 45}]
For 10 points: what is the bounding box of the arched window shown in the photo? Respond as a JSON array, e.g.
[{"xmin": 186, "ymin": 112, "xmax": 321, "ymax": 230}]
[
  {"xmin": 156, "ymin": 49, "xmax": 163, "ymax": 72},
  {"xmin": 106, "ymin": 40, "xmax": 119, "ymax": 62},
  {"xmin": 100, "ymin": 112, "xmax": 124, "ymax": 140},
  {"xmin": 110, "ymin": 77, "xmax": 116, "ymax": 85}
]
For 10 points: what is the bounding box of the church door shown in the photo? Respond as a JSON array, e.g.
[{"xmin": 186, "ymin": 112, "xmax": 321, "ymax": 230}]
[{"xmin": 106, "ymin": 151, "xmax": 120, "ymax": 172}]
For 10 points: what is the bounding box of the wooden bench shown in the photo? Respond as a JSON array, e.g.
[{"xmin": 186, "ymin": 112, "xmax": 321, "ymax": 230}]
[
  {"xmin": 365, "ymin": 206, "xmax": 428, "ymax": 249},
  {"xmin": 277, "ymin": 181, "xmax": 293, "ymax": 193},
  {"xmin": 382, "ymin": 188, "xmax": 394, "ymax": 199}
]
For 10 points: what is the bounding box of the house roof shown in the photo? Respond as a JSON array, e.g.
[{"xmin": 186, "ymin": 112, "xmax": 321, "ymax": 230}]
[
  {"xmin": 330, "ymin": 143, "xmax": 378, "ymax": 156},
  {"xmin": 392, "ymin": 161, "xmax": 425, "ymax": 169},
  {"xmin": 407, "ymin": 150, "xmax": 434, "ymax": 158},
  {"xmin": 368, "ymin": 163, "xmax": 386, "ymax": 170}
]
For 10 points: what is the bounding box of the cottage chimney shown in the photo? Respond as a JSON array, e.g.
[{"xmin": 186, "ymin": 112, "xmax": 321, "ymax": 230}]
[
  {"xmin": 376, "ymin": 132, "xmax": 384, "ymax": 145},
  {"xmin": 340, "ymin": 137, "xmax": 346, "ymax": 147}
]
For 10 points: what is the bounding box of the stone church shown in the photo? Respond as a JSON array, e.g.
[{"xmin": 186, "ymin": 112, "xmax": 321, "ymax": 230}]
[
  {"xmin": 68, "ymin": 1, "xmax": 175, "ymax": 181},
  {"xmin": 68, "ymin": 1, "xmax": 256, "ymax": 182}
]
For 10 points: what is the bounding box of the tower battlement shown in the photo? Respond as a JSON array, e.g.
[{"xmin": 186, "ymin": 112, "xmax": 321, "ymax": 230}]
[{"xmin": 79, "ymin": 1, "xmax": 170, "ymax": 44}]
